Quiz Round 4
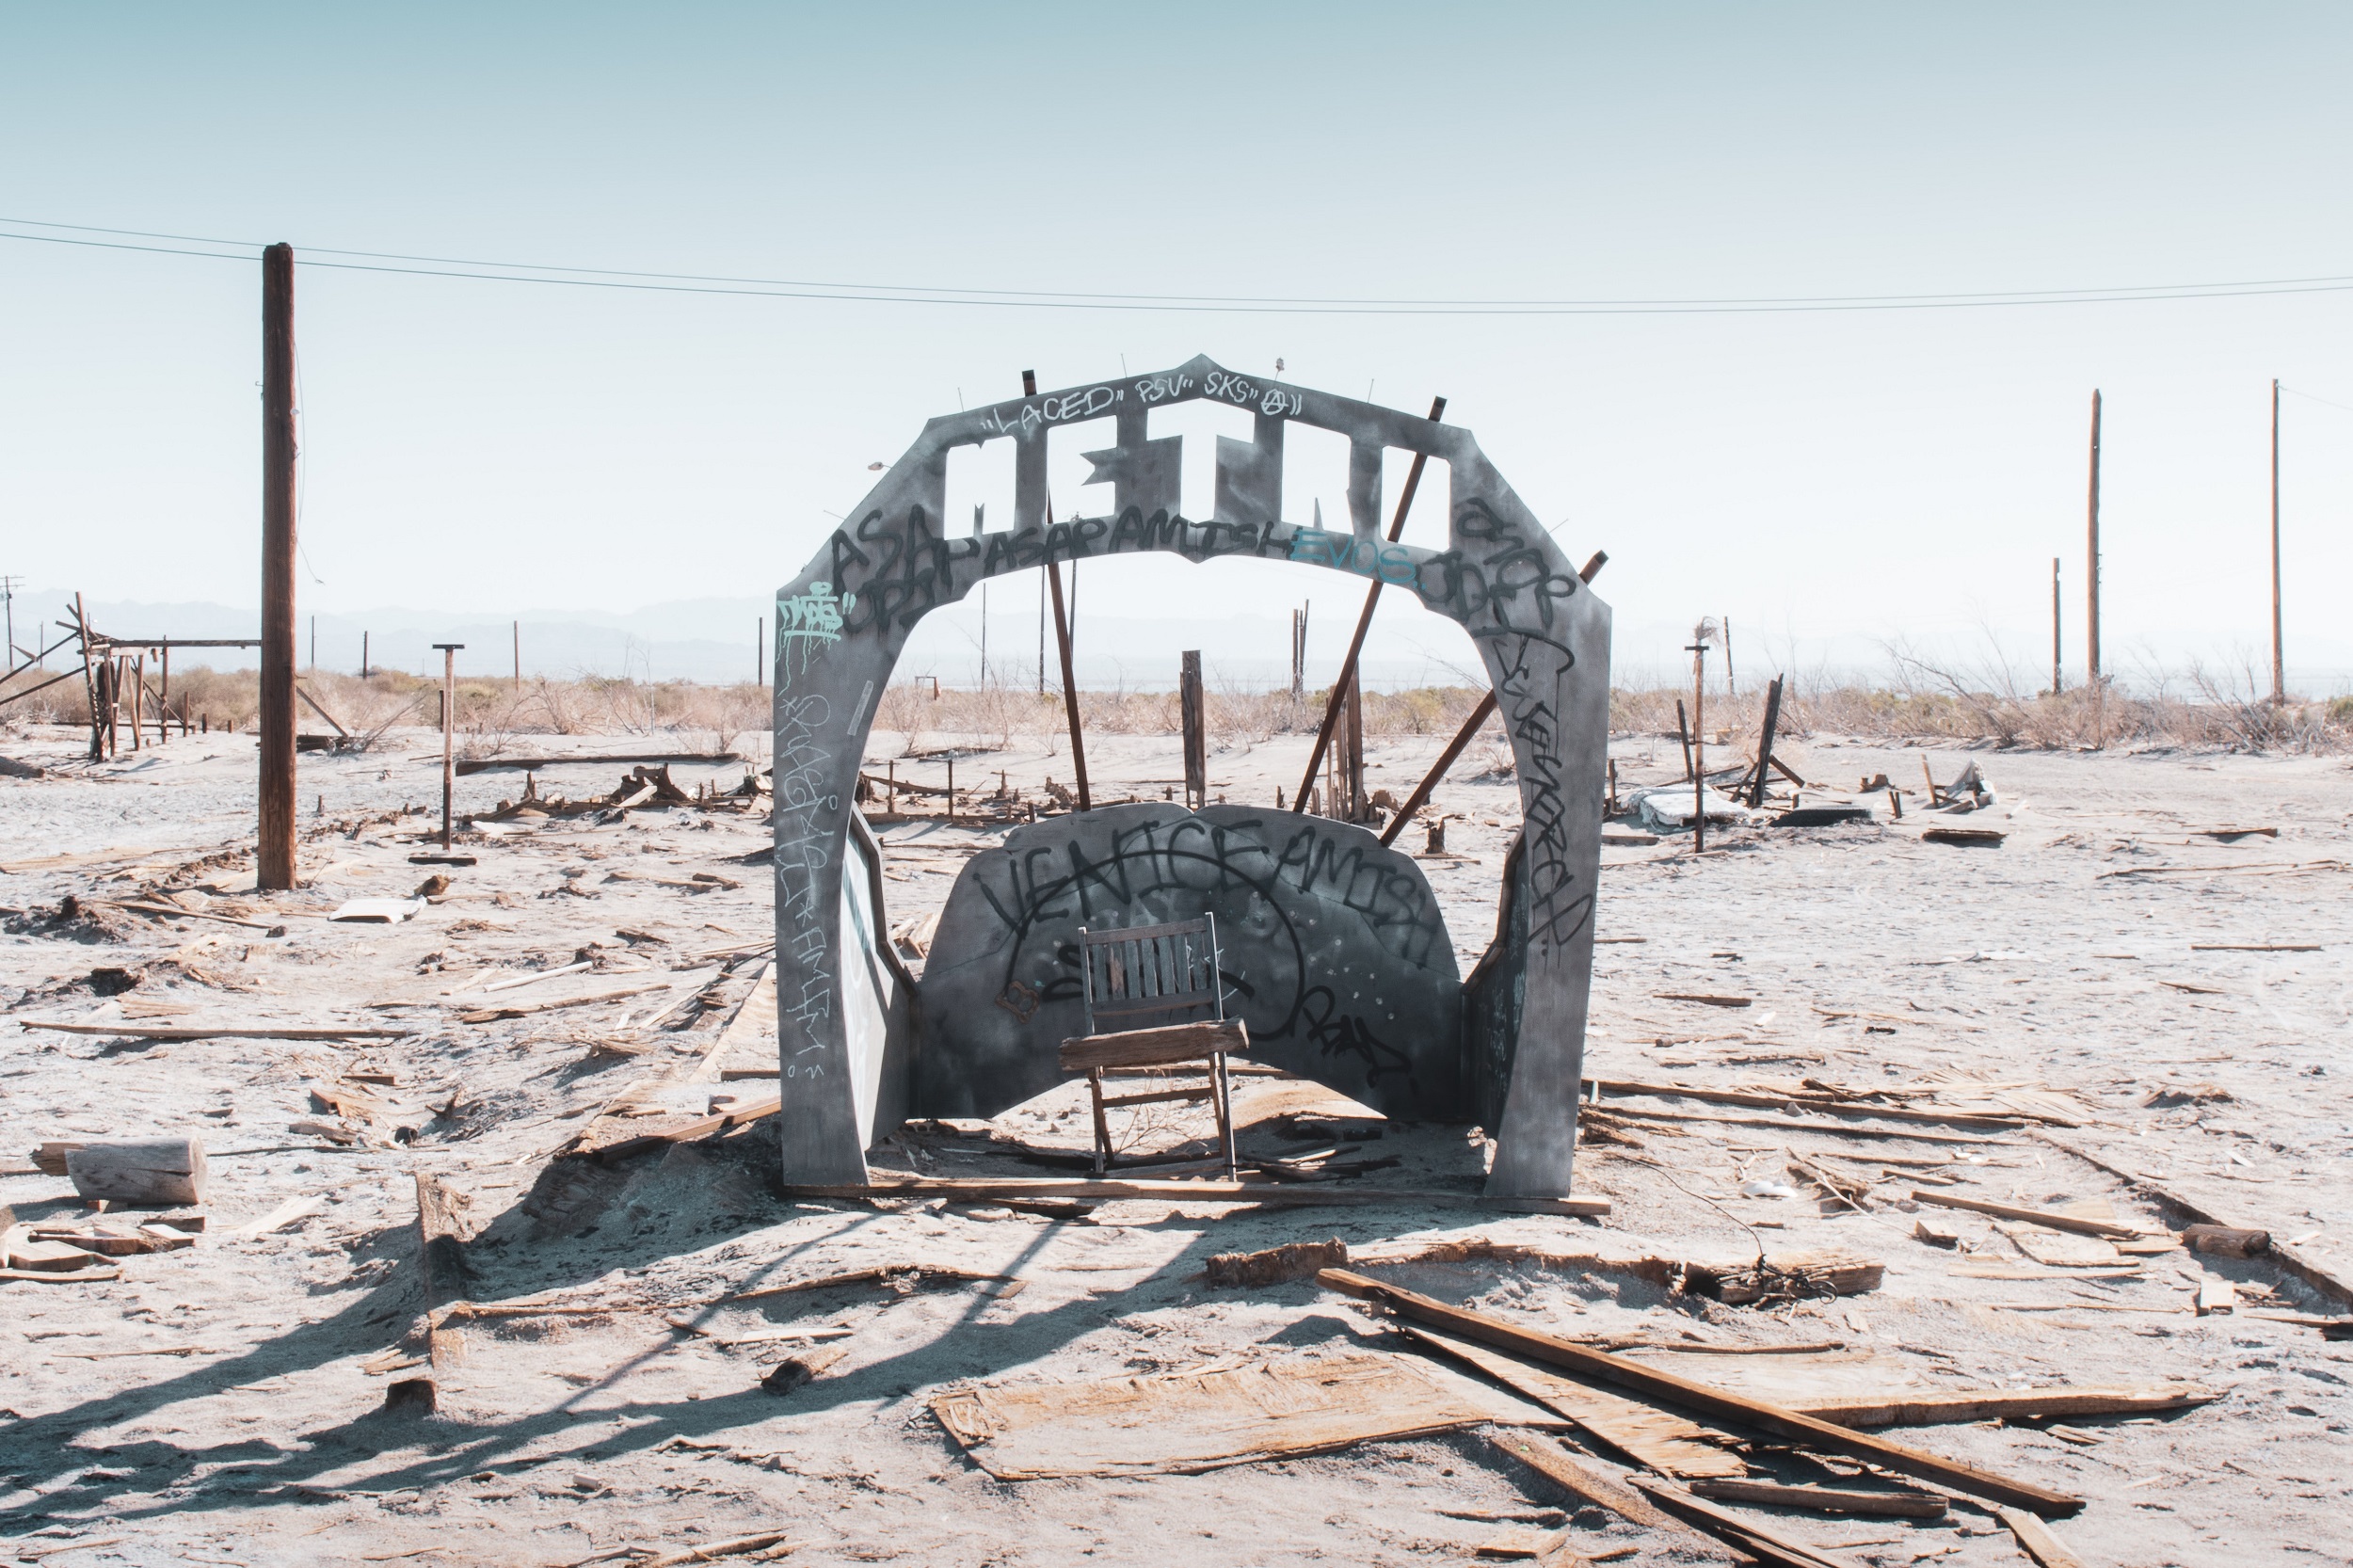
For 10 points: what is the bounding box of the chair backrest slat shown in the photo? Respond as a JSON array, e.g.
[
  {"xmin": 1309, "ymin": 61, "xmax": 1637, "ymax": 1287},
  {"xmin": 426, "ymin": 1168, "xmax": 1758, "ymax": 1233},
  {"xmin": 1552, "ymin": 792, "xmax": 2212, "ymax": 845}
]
[{"xmin": 1076, "ymin": 915, "xmax": 1223, "ymax": 1035}]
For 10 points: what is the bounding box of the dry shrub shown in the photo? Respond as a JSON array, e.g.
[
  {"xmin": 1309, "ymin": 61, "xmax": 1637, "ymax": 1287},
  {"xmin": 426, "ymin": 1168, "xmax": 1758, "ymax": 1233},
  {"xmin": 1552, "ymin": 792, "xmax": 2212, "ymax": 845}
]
[{"xmin": 9, "ymin": 656, "xmax": 2346, "ymax": 758}]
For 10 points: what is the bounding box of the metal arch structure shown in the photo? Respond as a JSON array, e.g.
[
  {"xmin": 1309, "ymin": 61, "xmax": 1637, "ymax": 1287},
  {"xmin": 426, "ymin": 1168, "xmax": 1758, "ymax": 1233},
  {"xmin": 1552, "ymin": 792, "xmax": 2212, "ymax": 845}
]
[{"xmin": 771, "ymin": 356, "xmax": 1609, "ymax": 1197}]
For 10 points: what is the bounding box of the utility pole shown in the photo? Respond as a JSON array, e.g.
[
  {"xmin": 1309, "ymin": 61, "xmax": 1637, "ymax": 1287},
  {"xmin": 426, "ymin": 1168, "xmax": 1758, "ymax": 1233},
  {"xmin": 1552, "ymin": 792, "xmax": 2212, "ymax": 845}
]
[
  {"xmin": 2050, "ymin": 558, "xmax": 2062, "ymax": 696},
  {"xmin": 756, "ymin": 616, "xmax": 764, "ymax": 687},
  {"xmin": 1, "ymin": 575, "xmax": 21, "ymax": 665},
  {"xmin": 2270, "ymin": 377, "xmax": 2284, "ymax": 704},
  {"xmin": 308, "ymin": 616, "xmax": 315, "ymax": 671},
  {"xmin": 434, "ymin": 643, "xmax": 464, "ymax": 849},
  {"xmin": 2085, "ymin": 389, "xmax": 2104, "ymax": 746},
  {"xmin": 513, "ymin": 619, "xmax": 521, "ymax": 693},
  {"xmin": 360, "ymin": 630, "xmax": 370, "ymax": 679},
  {"xmin": 258, "ymin": 243, "xmax": 299, "ymax": 892}
]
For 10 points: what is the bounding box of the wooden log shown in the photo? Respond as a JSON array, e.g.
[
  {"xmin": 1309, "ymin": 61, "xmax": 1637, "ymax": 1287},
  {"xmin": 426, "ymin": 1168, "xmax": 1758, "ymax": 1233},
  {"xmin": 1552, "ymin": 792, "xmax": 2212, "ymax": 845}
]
[
  {"xmin": 1059, "ymin": 1018, "xmax": 1249, "ymax": 1071},
  {"xmin": 65, "ymin": 1137, "xmax": 206, "ymax": 1205},
  {"xmin": 1205, "ymin": 1239, "xmax": 1349, "ymax": 1288},
  {"xmin": 415, "ymin": 1173, "xmax": 472, "ymax": 1379},
  {"xmin": 2181, "ymin": 1224, "xmax": 2269, "ymax": 1258},
  {"xmin": 1689, "ymin": 1479, "xmax": 1944, "ymax": 1518},
  {"xmin": 1315, "ymin": 1268, "xmax": 2080, "ymax": 1516},
  {"xmin": 1910, "ymin": 1191, "xmax": 2143, "ymax": 1240},
  {"xmin": 19, "ymin": 1020, "xmax": 408, "ymax": 1042}
]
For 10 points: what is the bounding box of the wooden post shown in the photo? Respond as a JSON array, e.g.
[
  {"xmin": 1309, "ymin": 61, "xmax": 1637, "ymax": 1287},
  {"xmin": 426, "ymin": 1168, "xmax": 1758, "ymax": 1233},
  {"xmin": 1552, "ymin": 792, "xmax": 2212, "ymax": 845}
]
[
  {"xmin": 2050, "ymin": 557, "xmax": 2061, "ymax": 696},
  {"xmin": 946, "ymin": 756, "xmax": 955, "ymax": 825},
  {"xmin": 433, "ymin": 643, "xmax": 464, "ymax": 849},
  {"xmin": 514, "ymin": 619, "xmax": 521, "ymax": 693},
  {"xmin": 2085, "ymin": 389, "xmax": 2103, "ymax": 746},
  {"xmin": 129, "ymin": 653, "xmax": 144, "ymax": 751},
  {"xmin": 1723, "ymin": 617, "xmax": 1736, "ymax": 698},
  {"xmin": 361, "ymin": 630, "xmax": 369, "ymax": 679},
  {"xmin": 258, "ymin": 242, "xmax": 299, "ymax": 891},
  {"xmin": 2270, "ymin": 377, "xmax": 2284, "ymax": 704},
  {"xmin": 73, "ymin": 595, "xmax": 100, "ymax": 760},
  {"xmin": 1674, "ymin": 698, "xmax": 1692, "ymax": 783},
  {"xmin": 308, "ymin": 616, "xmax": 315, "ymax": 672},
  {"xmin": 1687, "ymin": 632, "xmax": 1710, "ymax": 854},
  {"xmin": 1343, "ymin": 669, "xmax": 1365, "ymax": 821},
  {"xmin": 1293, "ymin": 395, "xmax": 1445, "ymax": 810},
  {"xmin": 1745, "ymin": 674, "xmax": 1784, "ymax": 808},
  {"xmin": 1180, "ymin": 649, "xmax": 1206, "ymax": 811}
]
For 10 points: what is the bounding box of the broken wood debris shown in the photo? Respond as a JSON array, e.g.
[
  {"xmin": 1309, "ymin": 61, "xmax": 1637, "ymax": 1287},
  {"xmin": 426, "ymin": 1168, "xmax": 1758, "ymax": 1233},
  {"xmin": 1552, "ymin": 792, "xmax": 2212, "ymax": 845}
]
[
  {"xmin": 1316, "ymin": 1268, "xmax": 2082, "ymax": 1516},
  {"xmin": 777, "ymin": 1177, "xmax": 1609, "ymax": 1217},
  {"xmin": 1995, "ymin": 1506, "xmax": 2089, "ymax": 1568},
  {"xmin": 1629, "ymin": 1476, "xmax": 1865, "ymax": 1568},
  {"xmin": 459, "ymin": 982, "xmax": 671, "ymax": 1023},
  {"xmin": 728, "ymin": 1264, "xmax": 1015, "ymax": 1303},
  {"xmin": 19, "ymin": 1019, "xmax": 410, "ymax": 1042},
  {"xmin": 1481, "ymin": 1432, "xmax": 1695, "ymax": 1538},
  {"xmin": 930, "ymin": 1352, "xmax": 1560, "ymax": 1480},
  {"xmin": 1204, "ymin": 1238, "xmax": 1348, "ymax": 1288},
  {"xmin": 1910, "ymin": 1190, "xmax": 2145, "ymax": 1240},
  {"xmin": 1405, "ymin": 1325, "xmax": 1747, "ymax": 1478}
]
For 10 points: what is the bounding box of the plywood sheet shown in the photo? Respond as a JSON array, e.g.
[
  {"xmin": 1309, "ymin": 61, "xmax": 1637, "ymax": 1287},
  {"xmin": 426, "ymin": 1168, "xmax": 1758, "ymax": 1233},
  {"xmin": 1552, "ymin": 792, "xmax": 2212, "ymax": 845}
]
[{"xmin": 930, "ymin": 1352, "xmax": 1561, "ymax": 1480}]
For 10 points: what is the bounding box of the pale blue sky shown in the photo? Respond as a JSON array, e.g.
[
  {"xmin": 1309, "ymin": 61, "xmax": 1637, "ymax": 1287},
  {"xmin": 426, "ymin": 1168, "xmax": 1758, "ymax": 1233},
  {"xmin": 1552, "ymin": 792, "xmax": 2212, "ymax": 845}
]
[{"xmin": 5, "ymin": 3, "xmax": 2351, "ymax": 689}]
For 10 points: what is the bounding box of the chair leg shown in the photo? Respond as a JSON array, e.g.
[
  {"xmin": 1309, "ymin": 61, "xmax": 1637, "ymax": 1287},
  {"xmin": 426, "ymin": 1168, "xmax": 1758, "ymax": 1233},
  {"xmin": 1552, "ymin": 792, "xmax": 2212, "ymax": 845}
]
[
  {"xmin": 1088, "ymin": 1066, "xmax": 1111, "ymax": 1177},
  {"xmin": 1211, "ymin": 1051, "xmax": 1237, "ymax": 1180}
]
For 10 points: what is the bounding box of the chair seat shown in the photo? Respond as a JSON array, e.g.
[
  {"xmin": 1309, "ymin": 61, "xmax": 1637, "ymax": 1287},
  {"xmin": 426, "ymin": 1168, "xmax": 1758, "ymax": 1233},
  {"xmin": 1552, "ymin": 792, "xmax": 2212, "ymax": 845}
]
[{"xmin": 1060, "ymin": 1018, "xmax": 1249, "ymax": 1073}]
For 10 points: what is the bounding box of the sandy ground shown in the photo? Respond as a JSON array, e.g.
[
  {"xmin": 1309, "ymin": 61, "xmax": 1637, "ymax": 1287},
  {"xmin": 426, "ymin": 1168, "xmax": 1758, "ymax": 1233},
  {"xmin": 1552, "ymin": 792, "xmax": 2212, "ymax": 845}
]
[{"xmin": 1, "ymin": 718, "xmax": 2348, "ymax": 1568}]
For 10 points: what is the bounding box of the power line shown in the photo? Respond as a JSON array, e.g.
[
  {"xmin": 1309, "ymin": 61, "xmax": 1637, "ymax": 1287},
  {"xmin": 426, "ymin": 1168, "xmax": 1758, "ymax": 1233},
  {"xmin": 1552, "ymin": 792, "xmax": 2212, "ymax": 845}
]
[{"xmin": 6, "ymin": 214, "xmax": 2353, "ymax": 316}]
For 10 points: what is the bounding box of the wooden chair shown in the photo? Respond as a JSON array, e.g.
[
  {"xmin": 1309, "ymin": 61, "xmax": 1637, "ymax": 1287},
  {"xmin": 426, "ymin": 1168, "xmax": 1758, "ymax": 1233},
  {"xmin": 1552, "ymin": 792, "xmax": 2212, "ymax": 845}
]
[{"xmin": 1058, "ymin": 915, "xmax": 1247, "ymax": 1177}]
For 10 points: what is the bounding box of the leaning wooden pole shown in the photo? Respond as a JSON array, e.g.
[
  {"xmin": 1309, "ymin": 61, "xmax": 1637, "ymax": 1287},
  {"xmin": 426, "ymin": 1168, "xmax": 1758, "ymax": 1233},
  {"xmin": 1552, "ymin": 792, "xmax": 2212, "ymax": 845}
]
[
  {"xmin": 257, "ymin": 242, "xmax": 299, "ymax": 890},
  {"xmin": 1292, "ymin": 395, "xmax": 1445, "ymax": 811},
  {"xmin": 1377, "ymin": 552, "xmax": 1605, "ymax": 848},
  {"xmin": 1045, "ymin": 516, "xmax": 1090, "ymax": 812},
  {"xmin": 1377, "ymin": 692, "xmax": 1494, "ymax": 848}
]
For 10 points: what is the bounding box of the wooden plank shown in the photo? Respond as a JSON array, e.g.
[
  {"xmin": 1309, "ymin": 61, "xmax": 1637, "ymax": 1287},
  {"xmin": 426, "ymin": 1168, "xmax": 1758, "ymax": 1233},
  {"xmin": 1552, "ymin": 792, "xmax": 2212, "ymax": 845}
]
[
  {"xmin": 1795, "ymin": 1383, "xmax": 2218, "ymax": 1429},
  {"xmin": 1996, "ymin": 1506, "xmax": 2088, "ymax": 1568},
  {"xmin": 1060, "ymin": 1018, "xmax": 1249, "ymax": 1071},
  {"xmin": 1482, "ymin": 1432, "xmax": 1687, "ymax": 1535},
  {"xmin": 19, "ymin": 1020, "xmax": 409, "ymax": 1042},
  {"xmin": 459, "ymin": 983, "xmax": 671, "ymax": 1023},
  {"xmin": 1098, "ymin": 1084, "xmax": 1218, "ymax": 1109},
  {"xmin": 1689, "ymin": 1479, "xmax": 1944, "ymax": 1519},
  {"xmin": 1597, "ymin": 1103, "xmax": 2004, "ymax": 1147},
  {"xmin": 782, "ymin": 1177, "xmax": 1609, "ymax": 1216},
  {"xmin": 1910, "ymin": 1191, "xmax": 2143, "ymax": 1240},
  {"xmin": 1593, "ymin": 1078, "xmax": 2023, "ymax": 1131},
  {"xmin": 1629, "ymin": 1478, "xmax": 1861, "ymax": 1568},
  {"xmin": 1315, "ymin": 1269, "xmax": 2080, "ymax": 1517},
  {"xmin": 1405, "ymin": 1325, "xmax": 1747, "ymax": 1478}
]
